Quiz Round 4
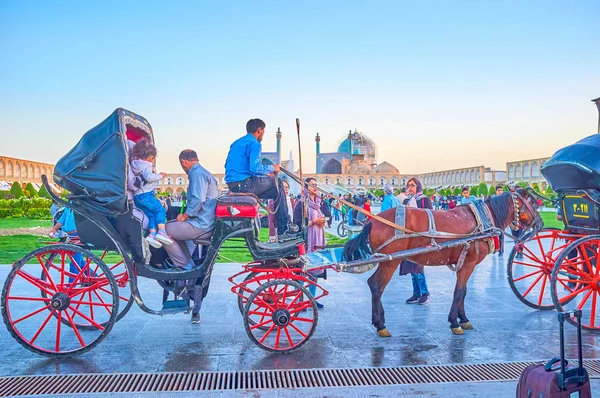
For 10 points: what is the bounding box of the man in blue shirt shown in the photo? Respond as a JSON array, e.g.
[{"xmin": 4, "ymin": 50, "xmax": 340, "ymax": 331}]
[
  {"xmin": 225, "ymin": 119, "xmax": 299, "ymax": 240},
  {"xmin": 380, "ymin": 184, "xmax": 400, "ymax": 213}
]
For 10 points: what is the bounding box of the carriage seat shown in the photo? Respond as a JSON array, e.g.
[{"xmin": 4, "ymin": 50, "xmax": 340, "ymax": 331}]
[
  {"xmin": 216, "ymin": 194, "xmax": 259, "ymax": 218},
  {"xmin": 192, "ymin": 229, "xmax": 214, "ymax": 246}
]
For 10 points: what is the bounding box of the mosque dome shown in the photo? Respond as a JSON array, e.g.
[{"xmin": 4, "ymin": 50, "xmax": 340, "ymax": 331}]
[
  {"xmin": 349, "ymin": 162, "xmax": 373, "ymax": 175},
  {"xmin": 337, "ymin": 131, "xmax": 378, "ymax": 164},
  {"xmin": 372, "ymin": 161, "xmax": 399, "ymax": 174}
]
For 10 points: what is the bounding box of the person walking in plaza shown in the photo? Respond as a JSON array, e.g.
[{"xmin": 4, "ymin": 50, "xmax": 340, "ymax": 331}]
[
  {"xmin": 396, "ymin": 187, "xmax": 408, "ymax": 205},
  {"xmin": 293, "ymin": 177, "xmax": 326, "ymax": 308},
  {"xmin": 163, "ymin": 150, "xmax": 218, "ymax": 323},
  {"xmin": 493, "ymin": 184, "xmax": 506, "ymax": 255},
  {"xmin": 459, "ymin": 186, "xmax": 476, "ymax": 205},
  {"xmin": 400, "ymin": 177, "xmax": 431, "ymax": 304},
  {"xmin": 224, "ymin": 118, "xmax": 299, "ymax": 241},
  {"xmin": 380, "ymin": 183, "xmax": 400, "ymax": 212}
]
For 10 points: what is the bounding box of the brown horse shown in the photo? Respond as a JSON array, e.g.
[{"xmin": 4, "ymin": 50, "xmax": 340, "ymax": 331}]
[{"xmin": 343, "ymin": 190, "xmax": 541, "ymax": 336}]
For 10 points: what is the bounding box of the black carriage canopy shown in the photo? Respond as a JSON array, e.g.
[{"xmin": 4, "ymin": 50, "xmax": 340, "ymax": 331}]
[
  {"xmin": 541, "ymin": 133, "xmax": 600, "ymax": 191},
  {"xmin": 53, "ymin": 108, "xmax": 154, "ymax": 215}
]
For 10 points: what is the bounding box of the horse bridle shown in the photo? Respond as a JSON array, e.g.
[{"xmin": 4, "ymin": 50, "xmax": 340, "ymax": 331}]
[{"xmin": 509, "ymin": 189, "xmax": 543, "ymax": 242}]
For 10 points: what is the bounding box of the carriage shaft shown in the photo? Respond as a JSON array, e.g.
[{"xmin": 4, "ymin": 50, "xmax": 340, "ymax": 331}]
[{"xmin": 336, "ymin": 232, "xmax": 499, "ymax": 272}]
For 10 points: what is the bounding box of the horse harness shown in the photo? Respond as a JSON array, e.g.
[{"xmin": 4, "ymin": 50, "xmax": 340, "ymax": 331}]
[{"xmin": 374, "ymin": 200, "xmax": 502, "ymax": 273}]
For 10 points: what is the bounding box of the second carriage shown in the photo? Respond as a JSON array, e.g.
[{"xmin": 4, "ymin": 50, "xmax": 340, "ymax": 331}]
[{"xmin": 507, "ymin": 133, "xmax": 600, "ymax": 330}]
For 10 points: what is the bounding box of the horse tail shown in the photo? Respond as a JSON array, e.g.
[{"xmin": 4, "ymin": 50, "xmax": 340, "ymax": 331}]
[{"xmin": 342, "ymin": 222, "xmax": 373, "ymax": 262}]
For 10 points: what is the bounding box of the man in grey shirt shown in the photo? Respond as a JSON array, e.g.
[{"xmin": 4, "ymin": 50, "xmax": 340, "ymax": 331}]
[{"xmin": 164, "ymin": 149, "xmax": 218, "ymax": 270}]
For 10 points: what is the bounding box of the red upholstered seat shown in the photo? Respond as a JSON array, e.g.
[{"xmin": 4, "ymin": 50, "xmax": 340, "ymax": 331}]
[{"xmin": 216, "ymin": 195, "xmax": 259, "ymax": 218}]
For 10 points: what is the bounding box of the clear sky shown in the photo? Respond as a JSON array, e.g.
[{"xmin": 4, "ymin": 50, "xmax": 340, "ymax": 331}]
[{"xmin": 1, "ymin": 1, "xmax": 599, "ymax": 174}]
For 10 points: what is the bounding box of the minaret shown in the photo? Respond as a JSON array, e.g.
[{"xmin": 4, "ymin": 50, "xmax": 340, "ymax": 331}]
[
  {"xmin": 289, "ymin": 150, "xmax": 294, "ymax": 173},
  {"xmin": 276, "ymin": 127, "xmax": 282, "ymax": 163},
  {"xmin": 347, "ymin": 130, "xmax": 353, "ymax": 155},
  {"xmin": 593, "ymin": 97, "xmax": 600, "ymax": 134},
  {"xmin": 315, "ymin": 132, "xmax": 321, "ymax": 174}
]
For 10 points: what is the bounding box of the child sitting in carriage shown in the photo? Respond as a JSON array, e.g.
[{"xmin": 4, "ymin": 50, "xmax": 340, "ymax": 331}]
[{"xmin": 129, "ymin": 140, "xmax": 173, "ymax": 248}]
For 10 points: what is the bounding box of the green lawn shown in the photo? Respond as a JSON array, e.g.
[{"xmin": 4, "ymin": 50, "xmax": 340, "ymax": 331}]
[
  {"xmin": 0, "ymin": 219, "xmax": 52, "ymax": 229},
  {"xmin": 540, "ymin": 211, "xmax": 564, "ymax": 230},
  {"xmin": 0, "ymin": 229, "xmax": 349, "ymax": 265}
]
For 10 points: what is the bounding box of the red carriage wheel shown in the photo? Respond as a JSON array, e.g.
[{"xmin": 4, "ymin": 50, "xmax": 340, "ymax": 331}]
[
  {"xmin": 552, "ymin": 235, "xmax": 600, "ymax": 331},
  {"xmin": 1, "ymin": 244, "xmax": 119, "ymax": 357},
  {"xmin": 507, "ymin": 229, "xmax": 578, "ymax": 310},
  {"xmin": 39, "ymin": 249, "xmax": 132, "ymax": 330},
  {"xmin": 243, "ymin": 279, "xmax": 317, "ymax": 353}
]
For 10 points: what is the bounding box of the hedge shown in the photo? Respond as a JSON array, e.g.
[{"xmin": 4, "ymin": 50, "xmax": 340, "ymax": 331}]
[{"xmin": 0, "ymin": 197, "xmax": 52, "ymax": 219}]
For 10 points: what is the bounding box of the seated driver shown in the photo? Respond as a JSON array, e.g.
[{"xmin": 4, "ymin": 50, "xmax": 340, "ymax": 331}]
[{"xmin": 163, "ymin": 150, "xmax": 218, "ymax": 270}]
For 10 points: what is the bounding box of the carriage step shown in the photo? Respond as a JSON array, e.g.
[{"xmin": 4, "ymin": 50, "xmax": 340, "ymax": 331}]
[{"xmin": 161, "ymin": 300, "xmax": 189, "ymax": 314}]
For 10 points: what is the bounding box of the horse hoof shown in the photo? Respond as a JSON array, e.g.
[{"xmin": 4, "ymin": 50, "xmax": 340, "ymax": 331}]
[
  {"xmin": 377, "ymin": 328, "xmax": 392, "ymax": 337},
  {"xmin": 460, "ymin": 322, "xmax": 473, "ymax": 330},
  {"xmin": 451, "ymin": 327, "xmax": 464, "ymax": 335}
]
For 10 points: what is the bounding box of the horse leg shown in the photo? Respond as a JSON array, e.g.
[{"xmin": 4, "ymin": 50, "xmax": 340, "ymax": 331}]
[
  {"xmin": 448, "ymin": 262, "xmax": 476, "ymax": 334},
  {"xmin": 458, "ymin": 263, "xmax": 476, "ymax": 331},
  {"xmin": 367, "ymin": 262, "xmax": 397, "ymax": 337}
]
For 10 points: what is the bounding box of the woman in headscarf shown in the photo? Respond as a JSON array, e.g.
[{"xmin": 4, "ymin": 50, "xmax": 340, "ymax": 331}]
[
  {"xmin": 400, "ymin": 177, "xmax": 432, "ymax": 305},
  {"xmin": 293, "ymin": 177, "xmax": 327, "ymax": 308}
]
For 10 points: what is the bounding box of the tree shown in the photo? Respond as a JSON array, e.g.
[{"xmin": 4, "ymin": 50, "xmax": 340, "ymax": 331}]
[
  {"xmin": 532, "ymin": 183, "xmax": 541, "ymax": 194},
  {"xmin": 25, "ymin": 183, "xmax": 38, "ymax": 197},
  {"xmin": 38, "ymin": 184, "xmax": 52, "ymax": 199},
  {"xmin": 517, "ymin": 181, "xmax": 529, "ymax": 189},
  {"xmin": 10, "ymin": 182, "xmax": 24, "ymax": 198},
  {"xmin": 469, "ymin": 186, "xmax": 477, "ymax": 197},
  {"xmin": 488, "ymin": 185, "xmax": 496, "ymax": 196},
  {"xmin": 477, "ymin": 182, "xmax": 488, "ymax": 197},
  {"xmin": 453, "ymin": 187, "xmax": 461, "ymax": 196}
]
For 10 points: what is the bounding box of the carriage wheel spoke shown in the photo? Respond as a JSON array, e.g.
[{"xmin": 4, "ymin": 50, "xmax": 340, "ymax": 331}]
[
  {"xmin": 521, "ymin": 246, "xmax": 546, "ymax": 267},
  {"xmin": 591, "ymin": 293, "xmax": 598, "ymax": 328},
  {"xmin": 30, "ymin": 309, "xmax": 55, "ymax": 345},
  {"xmin": 577, "ymin": 289, "xmax": 593, "ymax": 311},
  {"xmin": 513, "ymin": 270, "xmax": 542, "ymax": 282},
  {"xmin": 109, "ymin": 260, "xmax": 124, "ymax": 272},
  {"xmin": 513, "ymin": 261, "xmax": 543, "ymax": 269},
  {"xmin": 562, "ymin": 286, "xmax": 592, "ymax": 303},
  {"xmin": 250, "ymin": 318, "xmax": 273, "ymax": 330},
  {"xmin": 37, "ymin": 255, "xmax": 59, "ymax": 292},
  {"xmin": 537, "ymin": 274, "xmax": 548, "ymax": 306},
  {"xmin": 289, "ymin": 322, "xmax": 308, "ymax": 338},
  {"xmin": 275, "ymin": 326, "xmax": 282, "ymax": 349},
  {"xmin": 259, "ymin": 324, "xmax": 276, "ymax": 344},
  {"xmin": 92, "ymin": 290, "xmax": 112, "ymax": 315},
  {"xmin": 7, "ymin": 296, "xmax": 52, "ymax": 302},
  {"xmin": 535, "ymin": 237, "xmax": 548, "ymax": 263},
  {"xmin": 16, "ymin": 270, "xmax": 55, "ymax": 296},
  {"xmin": 291, "ymin": 316, "xmax": 314, "ymax": 323},
  {"xmin": 55, "ymin": 310, "xmax": 62, "ymax": 352},
  {"xmin": 98, "ymin": 286, "xmax": 129, "ymax": 303},
  {"xmin": 248, "ymin": 310, "xmax": 271, "ymax": 317},
  {"xmin": 65, "ymin": 258, "xmax": 94, "ymax": 295},
  {"xmin": 60, "ymin": 252, "xmax": 66, "ymax": 289},
  {"xmin": 69, "ymin": 306, "xmax": 105, "ymax": 330},
  {"xmin": 64, "ymin": 309, "xmax": 86, "ymax": 348},
  {"xmin": 522, "ymin": 273, "xmax": 544, "ymax": 298},
  {"xmin": 284, "ymin": 325, "xmax": 294, "ymax": 346},
  {"xmin": 69, "ymin": 280, "xmax": 110, "ymax": 298},
  {"xmin": 12, "ymin": 304, "xmax": 52, "ymax": 325},
  {"xmin": 69, "ymin": 300, "xmax": 114, "ymax": 308}
]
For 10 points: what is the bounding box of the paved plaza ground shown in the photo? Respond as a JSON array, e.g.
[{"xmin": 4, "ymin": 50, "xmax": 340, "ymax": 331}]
[{"xmin": 2, "ymin": 225, "xmax": 600, "ymax": 396}]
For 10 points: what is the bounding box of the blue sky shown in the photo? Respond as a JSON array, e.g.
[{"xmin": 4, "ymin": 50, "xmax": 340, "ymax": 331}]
[{"xmin": 1, "ymin": 1, "xmax": 599, "ymax": 174}]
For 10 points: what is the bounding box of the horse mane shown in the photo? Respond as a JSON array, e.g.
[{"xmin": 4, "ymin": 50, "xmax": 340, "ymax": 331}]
[
  {"xmin": 484, "ymin": 193, "xmax": 513, "ymax": 229},
  {"xmin": 342, "ymin": 222, "xmax": 373, "ymax": 261}
]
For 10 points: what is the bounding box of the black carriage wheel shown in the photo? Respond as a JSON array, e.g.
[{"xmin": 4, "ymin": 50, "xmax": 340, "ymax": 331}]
[
  {"xmin": 551, "ymin": 235, "xmax": 600, "ymax": 331},
  {"xmin": 40, "ymin": 250, "xmax": 132, "ymax": 329},
  {"xmin": 337, "ymin": 221, "xmax": 348, "ymax": 238},
  {"xmin": 243, "ymin": 279, "xmax": 317, "ymax": 353},
  {"xmin": 507, "ymin": 228, "xmax": 575, "ymax": 310},
  {"xmin": 1, "ymin": 244, "xmax": 119, "ymax": 357}
]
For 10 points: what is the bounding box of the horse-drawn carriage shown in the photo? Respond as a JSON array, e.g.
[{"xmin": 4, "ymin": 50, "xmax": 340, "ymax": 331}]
[
  {"xmin": 507, "ymin": 133, "xmax": 600, "ymax": 330},
  {"xmin": 1, "ymin": 109, "xmax": 543, "ymax": 358}
]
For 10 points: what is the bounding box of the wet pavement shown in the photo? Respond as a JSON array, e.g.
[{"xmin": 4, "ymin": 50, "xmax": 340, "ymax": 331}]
[{"xmin": 2, "ymin": 232, "xmax": 600, "ymax": 396}]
